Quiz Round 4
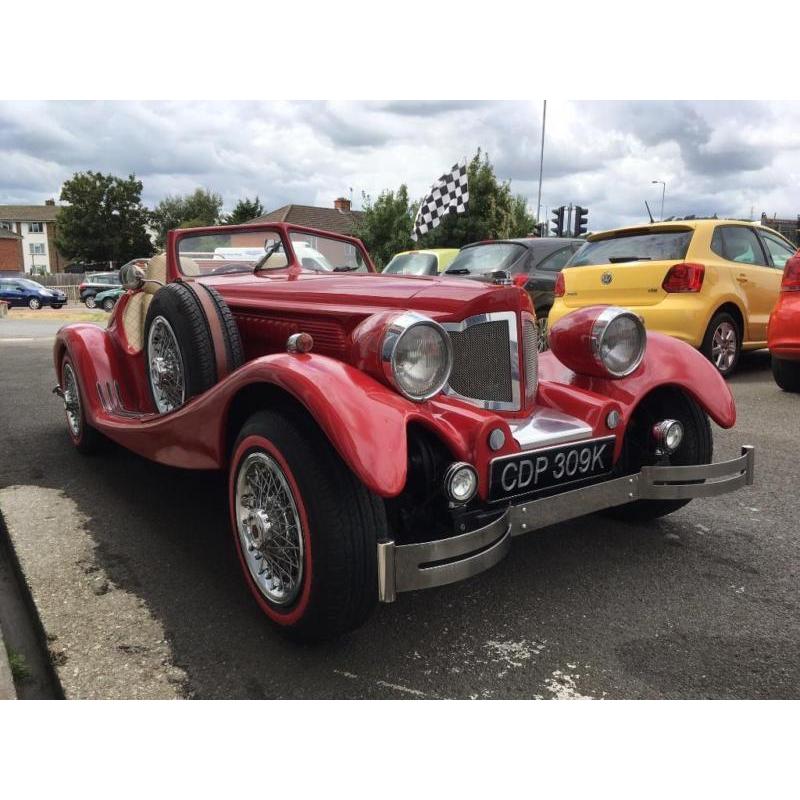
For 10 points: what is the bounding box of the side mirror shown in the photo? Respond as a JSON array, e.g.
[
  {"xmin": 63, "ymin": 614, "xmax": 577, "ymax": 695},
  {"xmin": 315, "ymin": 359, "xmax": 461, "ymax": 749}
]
[{"xmin": 120, "ymin": 262, "xmax": 145, "ymax": 290}]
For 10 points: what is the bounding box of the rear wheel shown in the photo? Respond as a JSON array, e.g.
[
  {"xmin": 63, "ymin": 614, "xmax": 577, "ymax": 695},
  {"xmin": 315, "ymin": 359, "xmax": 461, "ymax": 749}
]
[
  {"xmin": 229, "ymin": 409, "xmax": 387, "ymax": 640},
  {"xmin": 605, "ymin": 387, "xmax": 713, "ymax": 522},
  {"xmin": 61, "ymin": 357, "xmax": 103, "ymax": 454},
  {"xmin": 28, "ymin": 297, "xmax": 41, "ymax": 310},
  {"xmin": 772, "ymin": 355, "xmax": 800, "ymax": 392},
  {"xmin": 536, "ymin": 308, "xmax": 550, "ymax": 352},
  {"xmin": 701, "ymin": 311, "xmax": 741, "ymax": 377},
  {"xmin": 102, "ymin": 297, "xmax": 115, "ymax": 312}
]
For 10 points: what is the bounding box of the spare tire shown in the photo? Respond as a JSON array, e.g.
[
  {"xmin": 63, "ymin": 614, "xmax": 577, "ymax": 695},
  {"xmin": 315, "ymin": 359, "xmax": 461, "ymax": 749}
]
[{"xmin": 144, "ymin": 282, "xmax": 243, "ymax": 413}]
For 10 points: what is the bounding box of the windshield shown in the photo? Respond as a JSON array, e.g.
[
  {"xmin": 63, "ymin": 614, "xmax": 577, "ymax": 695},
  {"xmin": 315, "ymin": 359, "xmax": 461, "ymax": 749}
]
[
  {"xmin": 289, "ymin": 231, "xmax": 368, "ymax": 272},
  {"xmin": 568, "ymin": 230, "xmax": 693, "ymax": 266},
  {"xmin": 87, "ymin": 272, "xmax": 120, "ymax": 283},
  {"xmin": 446, "ymin": 243, "xmax": 527, "ymax": 274},
  {"xmin": 383, "ymin": 252, "xmax": 437, "ymax": 275}
]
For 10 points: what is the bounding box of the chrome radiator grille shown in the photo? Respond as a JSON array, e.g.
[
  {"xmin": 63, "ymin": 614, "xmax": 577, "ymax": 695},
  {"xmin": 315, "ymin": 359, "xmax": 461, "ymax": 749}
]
[
  {"xmin": 522, "ymin": 313, "xmax": 538, "ymax": 402},
  {"xmin": 443, "ymin": 311, "xmax": 534, "ymax": 411}
]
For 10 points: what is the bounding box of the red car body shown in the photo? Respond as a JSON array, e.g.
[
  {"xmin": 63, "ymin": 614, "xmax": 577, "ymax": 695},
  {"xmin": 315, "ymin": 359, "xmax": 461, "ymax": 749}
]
[
  {"xmin": 53, "ymin": 222, "xmax": 755, "ymax": 637},
  {"xmin": 767, "ymin": 251, "xmax": 800, "ymax": 391}
]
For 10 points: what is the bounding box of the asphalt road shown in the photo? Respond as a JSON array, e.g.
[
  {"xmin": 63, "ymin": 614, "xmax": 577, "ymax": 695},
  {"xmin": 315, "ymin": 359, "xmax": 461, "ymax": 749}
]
[{"xmin": 1, "ymin": 321, "xmax": 798, "ymax": 698}]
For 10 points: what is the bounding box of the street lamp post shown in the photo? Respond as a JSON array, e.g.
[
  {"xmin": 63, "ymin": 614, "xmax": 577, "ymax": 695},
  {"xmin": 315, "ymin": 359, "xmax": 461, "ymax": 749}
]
[{"xmin": 651, "ymin": 180, "xmax": 666, "ymax": 221}]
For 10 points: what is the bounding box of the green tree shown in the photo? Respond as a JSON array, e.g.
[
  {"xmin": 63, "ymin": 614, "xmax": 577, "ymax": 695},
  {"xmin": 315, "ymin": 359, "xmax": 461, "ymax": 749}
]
[
  {"xmin": 224, "ymin": 196, "xmax": 265, "ymax": 225},
  {"xmin": 151, "ymin": 188, "xmax": 223, "ymax": 247},
  {"xmin": 421, "ymin": 150, "xmax": 536, "ymax": 248},
  {"xmin": 55, "ymin": 171, "xmax": 155, "ymax": 265},
  {"xmin": 351, "ymin": 185, "xmax": 415, "ymax": 269}
]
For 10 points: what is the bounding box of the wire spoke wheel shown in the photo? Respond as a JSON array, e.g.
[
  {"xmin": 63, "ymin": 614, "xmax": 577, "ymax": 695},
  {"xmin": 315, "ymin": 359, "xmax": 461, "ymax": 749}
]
[
  {"xmin": 711, "ymin": 321, "xmax": 737, "ymax": 372},
  {"xmin": 62, "ymin": 362, "xmax": 82, "ymax": 438},
  {"xmin": 537, "ymin": 315, "xmax": 549, "ymax": 353},
  {"xmin": 147, "ymin": 315, "xmax": 186, "ymax": 413},
  {"xmin": 235, "ymin": 451, "xmax": 304, "ymax": 606}
]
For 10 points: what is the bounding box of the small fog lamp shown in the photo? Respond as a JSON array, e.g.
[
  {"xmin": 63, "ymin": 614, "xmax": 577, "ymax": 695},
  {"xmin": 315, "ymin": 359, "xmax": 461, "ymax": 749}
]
[
  {"xmin": 444, "ymin": 462, "xmax": 478, "ymax": 504},
  {"xmin": 652, "ymin": 419, "xmax": 684, "ymax": 455}
]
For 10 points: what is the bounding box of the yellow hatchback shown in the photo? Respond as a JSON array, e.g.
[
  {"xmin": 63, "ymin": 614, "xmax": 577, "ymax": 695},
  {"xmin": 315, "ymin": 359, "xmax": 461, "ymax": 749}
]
[{"xmin": 548, "ymin": 219, "xmax": 797, "ymax": 375}]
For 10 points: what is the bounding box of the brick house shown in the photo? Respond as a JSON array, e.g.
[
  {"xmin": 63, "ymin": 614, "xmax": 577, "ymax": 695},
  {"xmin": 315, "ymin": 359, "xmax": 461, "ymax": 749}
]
[
  {"xmin": 0, "ymin": 199, "xmax": 69, "ymax": 273},
  {"xmin": 249, "ymin": 197, "xmax": 363, "ymax": 235},
  {"xmin": 0, "ymin": 229, "xmax": 24, "ymax": 272}
]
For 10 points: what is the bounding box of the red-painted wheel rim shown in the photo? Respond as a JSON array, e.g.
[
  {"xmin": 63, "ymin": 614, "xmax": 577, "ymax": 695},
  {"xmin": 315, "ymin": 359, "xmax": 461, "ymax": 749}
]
[{"xmin": 228, "ymin": 434, "xmax": 313, "ymax": 625}]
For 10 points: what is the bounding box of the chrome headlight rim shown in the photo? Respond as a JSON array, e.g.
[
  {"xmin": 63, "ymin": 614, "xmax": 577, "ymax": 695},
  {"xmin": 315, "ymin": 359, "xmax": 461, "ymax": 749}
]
[
  {"xmin": 381, "ymin": 311, "xmax": 453, "ymax": 402},
  {"xmin": 591, "ymin": 307, "xmax": 646, "ymax": 378}
]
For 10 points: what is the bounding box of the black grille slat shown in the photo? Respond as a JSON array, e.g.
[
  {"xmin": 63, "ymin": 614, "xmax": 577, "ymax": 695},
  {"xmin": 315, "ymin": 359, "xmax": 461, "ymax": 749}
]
[{"xmin": 447, "ymin": 320, "xmax": 513, "ymax": 403}]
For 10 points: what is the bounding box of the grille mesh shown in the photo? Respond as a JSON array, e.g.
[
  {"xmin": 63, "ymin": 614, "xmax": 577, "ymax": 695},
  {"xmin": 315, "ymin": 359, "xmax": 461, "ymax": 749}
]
[
  {"xmin": 447, "ymin": 320, "xmax": 513, "ymax": 403},
  {"xmin": 523, "ymin": 316, "xmax": 538, "ymax": 401}
]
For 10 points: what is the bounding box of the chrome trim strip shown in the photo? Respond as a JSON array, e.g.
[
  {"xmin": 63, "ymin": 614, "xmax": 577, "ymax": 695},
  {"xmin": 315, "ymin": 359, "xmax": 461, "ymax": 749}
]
[
  {"xmin": 508, "ymin": 407, "xmax": 594, "ymax": 450},
  {"xmin": 378, "ymin": 446, "xmax": 754, "ymax": 601},
  {"xmin": 442, "ymin": 310, "xmax": 521, "ymax": 411}
]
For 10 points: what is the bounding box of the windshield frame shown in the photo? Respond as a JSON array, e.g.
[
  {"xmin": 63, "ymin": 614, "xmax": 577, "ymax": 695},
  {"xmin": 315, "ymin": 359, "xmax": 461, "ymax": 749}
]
[{"xmin": 170, "ymin": 222, "xmax": 377, "ymax": 280}]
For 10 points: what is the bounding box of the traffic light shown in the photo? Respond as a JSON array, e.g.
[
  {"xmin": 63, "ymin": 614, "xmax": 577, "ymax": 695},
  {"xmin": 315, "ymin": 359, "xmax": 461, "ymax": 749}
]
[
  {"xmin": 551, "ymin": 206, "xmax": 565, "ymax": 237},
  {"xmin": 574, "ymin": 206, "xmax": 589, "ymax": 236}
]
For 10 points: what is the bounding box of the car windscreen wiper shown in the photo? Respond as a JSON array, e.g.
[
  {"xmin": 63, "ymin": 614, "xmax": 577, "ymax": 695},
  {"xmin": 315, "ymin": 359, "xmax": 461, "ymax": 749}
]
[
  {"xmin": 445, "ymin": 267, "xmax": 470, "ymax": 275},
  {"xmin": 253, "ymin": 240, "xmax": 283, "ymax": 273},
  {"xmin": 607, "ymin": 256, "xmax": 652, "ymax": 263}
]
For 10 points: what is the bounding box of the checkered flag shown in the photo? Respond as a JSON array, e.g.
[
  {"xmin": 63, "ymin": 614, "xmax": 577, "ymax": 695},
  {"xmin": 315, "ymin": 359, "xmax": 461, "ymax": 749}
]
[{"xmin": 411, "ymin": 161, "xmax": 469, "ymax": 241}]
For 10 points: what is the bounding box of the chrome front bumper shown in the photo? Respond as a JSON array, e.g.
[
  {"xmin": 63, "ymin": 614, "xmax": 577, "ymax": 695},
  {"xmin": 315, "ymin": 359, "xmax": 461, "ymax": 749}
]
[{"xmin": 377, "ymin": 445, "xmax": 755, "ymax": 602}]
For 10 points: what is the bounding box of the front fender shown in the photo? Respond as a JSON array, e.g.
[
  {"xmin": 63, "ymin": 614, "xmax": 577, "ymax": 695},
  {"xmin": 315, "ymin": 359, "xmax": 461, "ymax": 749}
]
[{"xmin": 538, "ymin": 331, "xmax": 736, "ymax": 429}]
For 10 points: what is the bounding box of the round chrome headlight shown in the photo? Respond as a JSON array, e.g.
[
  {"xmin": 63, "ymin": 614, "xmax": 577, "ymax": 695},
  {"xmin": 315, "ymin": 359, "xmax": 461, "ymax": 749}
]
[
  {"xmin": 591, "ymin": 308, "xmax": 646, "ymax": 377},
  {"xmin": 382, "ymin": 312, "xmax": 453, "ymax": 401}
]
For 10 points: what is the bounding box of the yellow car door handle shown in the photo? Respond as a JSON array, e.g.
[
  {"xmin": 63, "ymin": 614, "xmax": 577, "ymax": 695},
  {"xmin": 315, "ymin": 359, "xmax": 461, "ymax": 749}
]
[{"xmin": 736, "ymin": 274, "xmax": 748, "ymax": 283}]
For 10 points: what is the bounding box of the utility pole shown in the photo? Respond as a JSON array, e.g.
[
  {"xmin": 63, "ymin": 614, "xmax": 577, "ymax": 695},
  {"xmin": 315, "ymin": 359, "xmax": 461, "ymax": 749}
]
[{"xmin": 536, "ymin": 100, "xmax": 546, "ymax": 226}]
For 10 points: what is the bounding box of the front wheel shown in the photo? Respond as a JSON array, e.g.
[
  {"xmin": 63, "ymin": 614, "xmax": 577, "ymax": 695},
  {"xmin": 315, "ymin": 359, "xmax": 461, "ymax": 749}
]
[
  {"xmin": 772, "ymin": 355, "xmax": 800, "ymax": 392},
  {"xmin": 701, "ymin": 311, "xmax": 741, "ymax": 377},
  {"xmin": 536, "ymin": 309, "xmax": 550, "ymax": 353},
  {"xmin": 51, "ymin": 303, "xmax": 63, "ymax": 310},
  {"xmin": 605, "ymin": 387, "xmax": 712, "ymax": 522},
  {"xmin": 84, "ymin": 295, "xmax": 96, "ymax": 309},
  {"xmin": 102, "ymin": 297, "xmax": 115, "ymax": 312},
  {"xmin": 229, "ymin": 409, "xmax": 387, "ymax": 640},
  {"xmin": 28, "ymin": 297, "xmax": 41, "ymax": 310},
  {"xmin": 61, "ymin": 357, "xmax": 104, "ymax": 454}
]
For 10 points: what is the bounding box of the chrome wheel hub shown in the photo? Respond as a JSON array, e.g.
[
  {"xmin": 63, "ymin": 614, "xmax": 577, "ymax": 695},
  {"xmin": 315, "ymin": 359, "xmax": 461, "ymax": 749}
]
[
  {"xmin": 147, "ymin": 316, "xmax": 185, "ymax": 413},
  {"xmin": 537, "ymin": 316, "xmax": 549, "ymax": 353},
  {"xmin": 235, "ymin": 451, "xmax": 304, "ymax": 606},
  {"xmin": 711, "ymin": 322, "xmax": 737, "ymax": 372},
  {"xmin": 62, "ymin": 363, "xmax": 81, "ymax": 437}
]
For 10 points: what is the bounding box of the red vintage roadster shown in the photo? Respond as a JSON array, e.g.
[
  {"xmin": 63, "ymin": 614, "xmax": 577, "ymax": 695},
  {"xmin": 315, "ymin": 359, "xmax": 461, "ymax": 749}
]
[{"xmin": 54, "ymin": 223, "xmax": 755, "ymax": 639}]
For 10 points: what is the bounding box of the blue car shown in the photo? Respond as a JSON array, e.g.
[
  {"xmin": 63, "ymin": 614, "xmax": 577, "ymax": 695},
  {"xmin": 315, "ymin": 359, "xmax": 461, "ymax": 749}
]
[{"xmin": 0, "ymin": 276, "xmax": 67, "ymax": 310}]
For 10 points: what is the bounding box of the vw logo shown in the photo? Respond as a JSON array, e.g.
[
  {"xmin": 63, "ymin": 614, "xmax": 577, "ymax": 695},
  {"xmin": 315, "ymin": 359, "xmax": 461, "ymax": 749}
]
[{"xmin": 601, "ymin": 272, "xmax": 613, "ymax": 285}]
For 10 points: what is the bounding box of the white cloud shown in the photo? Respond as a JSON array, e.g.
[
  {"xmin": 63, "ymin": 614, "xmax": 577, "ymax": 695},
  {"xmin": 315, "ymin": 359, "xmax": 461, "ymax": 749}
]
[{"xmin": 1, "ymin": 100, "xmax": 799, "ymax": 232}]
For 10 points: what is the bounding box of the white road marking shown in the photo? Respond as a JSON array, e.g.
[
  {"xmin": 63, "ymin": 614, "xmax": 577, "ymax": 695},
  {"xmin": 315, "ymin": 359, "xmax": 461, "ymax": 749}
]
[{"xmin": 376, "ymin": 680, "xmax": 427, "ymax": 698}]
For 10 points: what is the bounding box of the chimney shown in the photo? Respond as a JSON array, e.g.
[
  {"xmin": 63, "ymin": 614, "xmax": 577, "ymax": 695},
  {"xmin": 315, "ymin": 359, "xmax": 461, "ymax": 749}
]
[
  {"xmin": 45, "ymin": 198, "xmax": 55, "ymax": 206},
  {"xmin": 334, "ymin": 197, "xmax": 351, "ymax": 212}
]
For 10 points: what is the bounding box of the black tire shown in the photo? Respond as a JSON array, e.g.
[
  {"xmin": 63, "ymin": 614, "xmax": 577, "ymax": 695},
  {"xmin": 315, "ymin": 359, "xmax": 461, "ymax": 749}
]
[
  {"xmin": 28, "ymin": 297, "xmax": 41, "ymax": 310},
  {"xmin": 229, "ymin": 408, "xmax": 387, "ymax": 640},
  {"xmin": 144, "ymin": 282, "xmax": 243, "ymax": 412},
  {"xmin": 701, "ymin": 311, "xmax": 741, "ymax": 377},
  {"xmin": 772, "ymin": 355, "xmax": 800, "ymax": 392},
  {"xmin": 52, "ymin": 304, "xmax": 63, "ymax": 310},
  {"xmin": 84, "ymin": 295, "xmax": 96, "ymax": 309},
  {"xmin": 101, "ymin": 298, "xmax": 115, "ymax": 312},
  {"xmin": 61, "ymin": 356, "xmax": 104, "ymax": 455},
  {"xmin": 604, "ymin": 387, "xmax": 713, "ymax": 522}
]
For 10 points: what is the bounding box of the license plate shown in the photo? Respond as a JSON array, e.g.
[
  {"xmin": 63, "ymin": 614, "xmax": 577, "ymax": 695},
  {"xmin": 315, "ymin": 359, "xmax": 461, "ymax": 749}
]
[{"xmin": 489, "ymin": 436, "xmax": 615, "ymax": 502}]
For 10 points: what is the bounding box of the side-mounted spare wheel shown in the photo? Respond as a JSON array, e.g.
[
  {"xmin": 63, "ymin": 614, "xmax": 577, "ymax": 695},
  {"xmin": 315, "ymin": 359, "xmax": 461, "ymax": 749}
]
[{"xmin": 144, "ymin": 282, "xmax": 243, "ymax": 413}]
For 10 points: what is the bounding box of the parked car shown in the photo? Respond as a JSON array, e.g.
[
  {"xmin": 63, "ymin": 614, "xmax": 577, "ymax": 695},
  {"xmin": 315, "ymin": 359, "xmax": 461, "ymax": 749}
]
[
  {"xmin": 0, "ymin": 276, "xmax": 66, "ymax": 309},
  {"xmin": 444, "ymin": 238, "xmax": 583, "ymax": 349},
  {"xmin": 549, "ymin": 219, "xmax": 796, "ymax": 376},
  {"xmin": 79, "ymin": 271, "xmax": 123, "ymax": 307},
  {"xmin": 54, "ymin": 222, "xmax": 754, "ymax": 640},
  {"xmin": 95, "ymin": 286, "xmax": 125, "ymax": 312},
  {"xmin": 767, "ymin": 250, "xmax": 800, "ymax": 391},
  {"xmin": 383, "ymin": 248, "xmax": 460, "ymax": 276}
]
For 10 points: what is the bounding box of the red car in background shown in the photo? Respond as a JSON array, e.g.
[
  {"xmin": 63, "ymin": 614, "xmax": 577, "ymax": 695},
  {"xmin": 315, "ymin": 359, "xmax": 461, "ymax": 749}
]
[{"xmin": 768, "ymin": 251, "xmax": 800, "ymax": 392}]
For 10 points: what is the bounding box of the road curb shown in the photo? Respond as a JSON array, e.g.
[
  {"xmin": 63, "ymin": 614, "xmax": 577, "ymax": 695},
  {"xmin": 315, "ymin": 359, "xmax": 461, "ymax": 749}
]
[{"xmin": 0, "ymin": 623, "xmax": 17, "ymax": 699}]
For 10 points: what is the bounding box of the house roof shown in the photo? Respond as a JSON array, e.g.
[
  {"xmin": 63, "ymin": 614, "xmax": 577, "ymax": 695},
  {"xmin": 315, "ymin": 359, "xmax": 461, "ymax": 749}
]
[
  {"xmin": 250, "ymin": 204, "xmax": 363, "ymax": 236},
  {"xmin": 0, "ymin": 204, "xmax": 61, "ymax": 222},
  {"xmin": 0, "ymin": 229, "xmax": 22, "ymax": 240}
]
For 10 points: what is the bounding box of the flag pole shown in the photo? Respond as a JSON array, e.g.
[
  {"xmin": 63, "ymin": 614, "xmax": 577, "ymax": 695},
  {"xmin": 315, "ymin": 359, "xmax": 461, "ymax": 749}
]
[{"xmin": 536, "ymin": 100, "xmax": 546, "ymax": 229}]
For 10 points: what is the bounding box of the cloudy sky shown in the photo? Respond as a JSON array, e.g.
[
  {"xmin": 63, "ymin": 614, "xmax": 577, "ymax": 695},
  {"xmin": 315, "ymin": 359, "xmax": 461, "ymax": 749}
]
[{"xmin": 1, "ymin": 100, "xmax": 798, "ymax": 231}]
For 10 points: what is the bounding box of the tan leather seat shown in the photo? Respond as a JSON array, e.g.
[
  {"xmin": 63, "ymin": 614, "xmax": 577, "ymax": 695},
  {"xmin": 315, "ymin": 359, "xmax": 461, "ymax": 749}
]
[{"xmin": 121, "ymin": 253, "xmax": 168, "ymax": 351}]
